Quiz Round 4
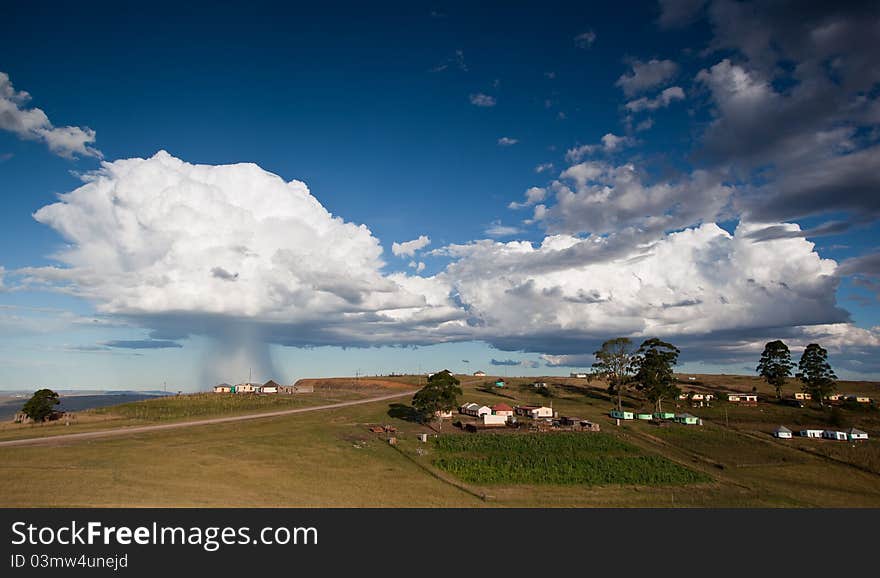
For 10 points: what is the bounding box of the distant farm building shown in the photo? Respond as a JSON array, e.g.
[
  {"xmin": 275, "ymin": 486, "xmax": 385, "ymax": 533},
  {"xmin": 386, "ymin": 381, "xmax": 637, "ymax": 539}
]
[
  {"xmin": 213, "ymin": 383, "xmax": 232, "ymax": 393},
  {"xmin": 491, "ymin": 403, "xmax": 514, "ymax": 417},
  {"xmin": 434, "ymin": 409, "xmax": 453, "ymax": 419},
  {"xmin": 773, "ymin": 425, "xmax": 792, "ymax": 439},
  {"xmin": 570, "ymin": 372, "xmax": 588, "ymax": 379},
  {"xmin": 727, "ymin": 392, "xmax": 758, "ymax": 405},
  {"xmin": 845, "ymin": 395, "xmax": 872, "ymax": 404},
  {"xmin": 260, "ymin": 380, "xmax": 280, "ymax": 394},
  {"xmin": 794, "ymin": 392, "xmax": 812, "ymax": 400},
  {"xmin": 609, "ymin": 410, "xmax": 634, "ymax": 420},
  {"xmin": 460, "ymin": 403, "xmax": 491, "ymax": 417},
  {"xmin": 482, "ymin": 414, "xmax": 508, "ymax": 426},
  {"xmin": 800, "ymin": 428, "xmax": 824, "ymax": 438},
  {"xmin": 533, "ymin": 381, "xmax": 548, "ymax": 389},
  {"xmin": 580, "ymin": 420, "xmax": 601, "ymax": 432},
  {"xmin": 654, "ymin": 412, "xmax": 675, "ymax": 420},
  {"xmin": 473, "ymin": 371, "xmax": 486, "ymax": 377},
  {"xmin": 636, "ymin": 413, "xmax": 652, "ymax": 420},
  {"xmin": 823, "ymin": 430, "xmax": 848, "ymax": 441},
  {"xmin": 674, "ymin": 413, "xmax": 700, "ymax": 425},
  {"xmin": 847, "ymin": 428, "xmax": 869, "ymax": 441},
  {"xmin": 678, "ymin": 391, "xmax": 714, "ymax": 407},
  {"xmin": 233, "ymin": 382, "xmax": 260, "ymax": 393},
  {"xmin": 516, "ymin": 405, "xmax": 553, "ymax": 419}
]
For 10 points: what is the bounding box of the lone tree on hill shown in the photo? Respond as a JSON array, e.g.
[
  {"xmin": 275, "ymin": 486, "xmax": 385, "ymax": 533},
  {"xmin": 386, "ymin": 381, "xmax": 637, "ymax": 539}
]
[
  {"xmin": 411, "ymin": 370, "xmax": 462, "ymax": 431},
  {"xmin": 631, "ymin": 338, "xmax": 681, "ymax": 413},
  {"xmin": 756, "ymin": 340, "xmax": 794, "ymax": 399},
  {"xmin": 21, "ymin": 388, "xmax": 61, "ymax": 422},
  {"xmin": 797, "ymin": 343, "xmax": 837, "ymax": 407},
  {"xmin": 592, "ymin": 337, "xmax": 635, "ymax": 411}
]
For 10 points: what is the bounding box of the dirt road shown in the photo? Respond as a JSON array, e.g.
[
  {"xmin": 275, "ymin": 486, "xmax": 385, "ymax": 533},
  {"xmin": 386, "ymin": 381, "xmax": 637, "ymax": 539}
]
[{"xmin": 0, "ymin": 389, "xmax": 417, "ymax": 448}]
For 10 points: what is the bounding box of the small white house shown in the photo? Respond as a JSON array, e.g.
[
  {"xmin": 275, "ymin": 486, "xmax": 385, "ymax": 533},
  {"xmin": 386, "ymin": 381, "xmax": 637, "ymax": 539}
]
[
  {"xmin": 800, "ymin": 428, "xmax": 824, "ymax": 438},
  {"xmin": 533, "ymin": 382, "xmax": 548, "ymax": 389},
  {"xmin": 213, "ymin": 383, "xmax": 232, "ymax": 393},
  {"xmin": 434, "ymin": 409, "xmax": 453, "ymax": 419},
  {"xmin": 460, "ymin": 402, "xmax": 478, "ymax": 415},
  {"xmin": 460, "ymin": 403, "xmax": 491, "ymax": 417},
  {"xmin": 794, "ymin": 392, "xmax": 812, "ymax": 400},
  {"xmin": 490, "ymin": 403, "xmax": 514, "ymax": 417},
  {"xmin": 234, "ymin": 382, "xmax": 259, "ymax": 393},
  {"xmin": 823, "ymin": 430, "xmax": 848, "ymax": 441},
  {"xmin": 482, "ymin": 414, "xmax": 508, "ymax": 426},
  {"xmin": 773, "ymin": 425, "xmax": 792, "ymax": 439},
  {"xmin": 473, "ymin": 371, "xmax": 486, "ymax": 377},
  {"xmin": 728, "ymin": 393, "xmax": 758, "ymax": 405},
  {"xmin": 847, "ymin": 428, "xmax": 869, "ymax": 441},
  {"xmin": 531, "ymin": 406, "xmax": 553, "ymax": 419},
  {"xmin": 570, "ymin": 372, "xmax": 588, "ymax": 379},
  {"xmin": 515, "ymin": 405, "xmax": 553, "ymax": 419}
]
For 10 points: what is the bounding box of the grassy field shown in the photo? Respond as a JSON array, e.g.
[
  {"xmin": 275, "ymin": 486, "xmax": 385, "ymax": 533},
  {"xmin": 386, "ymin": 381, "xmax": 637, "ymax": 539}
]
[
  {"xmin": 432, "ymin": 433, "xmax": 710, "ymax": 486},
  {"xmin": 1, "ymin": 372, "xmax": 879, "ymax": 507},
  {"xmin": 0, "ymin": 381, "xmax": 398, "ymax": 442}
]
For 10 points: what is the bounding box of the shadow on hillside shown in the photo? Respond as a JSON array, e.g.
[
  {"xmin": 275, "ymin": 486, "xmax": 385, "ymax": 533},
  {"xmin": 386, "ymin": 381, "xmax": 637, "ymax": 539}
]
[
  {"xmin": 477, "ymin": 386, "xmax": 518, "ymax": 400},
  {"xmin": 553, "ymin": 383, "xmax": 613, "ymax": 403},
  {"xmin": 387, "ymin": 403, "xmax": 421, "ymax": 423}
]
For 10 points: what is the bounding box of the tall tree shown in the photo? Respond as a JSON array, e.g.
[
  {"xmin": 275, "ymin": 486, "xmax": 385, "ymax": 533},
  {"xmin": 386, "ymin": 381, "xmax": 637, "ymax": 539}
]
[
  {"xmin": 592, "ymin": 337, "xmax": 635, "ymax": 411},
  {"xmin": 411, "ymin": 370, "xmax": 462, "ymax": 431},
  {"xmin": 21, "ymin": 388, "xmax": 60, "ymax": 422},
  {"xmin": 796, "ymin": 343, "xmax": 837, "ymax": 407},
  {"xmin": 631, "ymin": 338, "xmax": 681, "ymax": 413},
  {"xmin": 756, "ymin": 340, "xmax": 794, "ymax": 399}
]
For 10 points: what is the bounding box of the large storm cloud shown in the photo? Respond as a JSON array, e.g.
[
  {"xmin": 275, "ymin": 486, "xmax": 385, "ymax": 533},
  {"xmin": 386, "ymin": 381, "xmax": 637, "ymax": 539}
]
[{"xmin": 16, "ymin": 151, "xmax": 876, "ymax": 378}]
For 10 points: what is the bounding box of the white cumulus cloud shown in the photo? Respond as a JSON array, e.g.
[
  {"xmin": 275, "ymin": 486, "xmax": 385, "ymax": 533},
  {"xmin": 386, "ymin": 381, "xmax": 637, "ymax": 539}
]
[
  {"xmin": 392, "ymin": 235, "xmax": 431, "ymax": 258},
  {"xmin": 26, "ymin": 152, "xmax": 461, "ymax": 351},
  {"xmin": 0, "ymin": 71, "xmax": 102, "ymax": 159}
]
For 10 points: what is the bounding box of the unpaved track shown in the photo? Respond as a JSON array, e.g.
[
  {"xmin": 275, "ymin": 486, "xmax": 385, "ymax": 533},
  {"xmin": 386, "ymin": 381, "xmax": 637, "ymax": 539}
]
[{"xmin": 0, "ymin": 390, "xmax": 417, "ymax": 448}]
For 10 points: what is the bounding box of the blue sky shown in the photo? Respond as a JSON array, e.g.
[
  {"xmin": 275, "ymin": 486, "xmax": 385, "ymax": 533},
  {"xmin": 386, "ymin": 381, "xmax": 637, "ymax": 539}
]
[{"xmin": 2, "ymin": 1, "xmax": 880, "ymax": 390}]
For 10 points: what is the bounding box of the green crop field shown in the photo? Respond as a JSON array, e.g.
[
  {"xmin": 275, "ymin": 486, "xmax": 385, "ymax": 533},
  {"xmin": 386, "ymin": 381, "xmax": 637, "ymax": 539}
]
[{"xmin": 432, "ymin": 433, "xmax": 710, "ymax": 485}]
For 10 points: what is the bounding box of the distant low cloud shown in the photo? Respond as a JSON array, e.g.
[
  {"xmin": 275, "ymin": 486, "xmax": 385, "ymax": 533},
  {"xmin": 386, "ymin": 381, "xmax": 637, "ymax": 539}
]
[
  {"xmin": 565, "ymin": 133, "xmax": 634, "ymax": 162},
  {"xmin": 484, "ymin": 221, "xmax": 521, "ymax": 238},
  {"xmin": 103, "ymin": 339, "xmax": 183, "ymax": 349},
  {"xmin": 0, "ymin": 71, "xmax": 102, "ymax": 159},
  {"xmin": 509, "ymin": 187, "xmax": 547, "ymax": 209},
  {"xmin": 497, "ymin": 136, "xmax": 518, "ymax": 146},
  {"xmin": 624, "ymin": 86, "xmax": 685, "ymax": 112},
  {"xmin": 469, "ymin": 93, "xmax": 496, "ymax": 107},
  {"xmin": 535, "ymin": 162, "xmax": 554, "ymax": 173},
  {"xmin": 616, "ymin": 59, "xmax": 679, "ymax": 97},
  {"xmin": 392, "ymin": 235, "xmax": 431, "ymax": 257},
  {"xmin": 574, "ymin": 30, "xmax": 596, "ymax": 49}
]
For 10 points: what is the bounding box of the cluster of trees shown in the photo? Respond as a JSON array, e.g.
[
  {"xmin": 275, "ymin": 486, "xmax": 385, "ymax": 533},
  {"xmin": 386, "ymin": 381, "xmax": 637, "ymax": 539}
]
[
  {"xmin": 757, "ymin": 340, "xmax": 837, "ymax": 405},
  {"xmin": 410, "ymin": 337, "xmax": 841, "ymax": 425},
  {"xmin": 20, "ymin": 388, "xmax": 61, "ymax": 422},
  {"xmin": 592, "ymin": 337, "xmax": 681, "ymax": 413},
  {"xmin": 411, "ymin": 370, "xmax": 462, "ymax": 430}
]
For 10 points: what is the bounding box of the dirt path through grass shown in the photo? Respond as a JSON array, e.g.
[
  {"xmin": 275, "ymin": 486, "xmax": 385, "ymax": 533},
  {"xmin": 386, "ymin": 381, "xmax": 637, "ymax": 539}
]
[{"xmin": 0, "ymin": 389, "xmax": 417, "ymax": 448}]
